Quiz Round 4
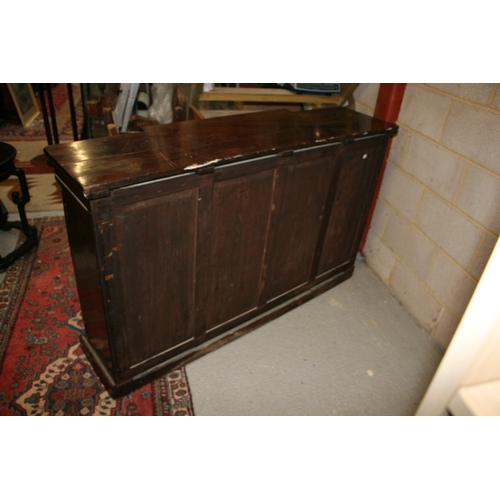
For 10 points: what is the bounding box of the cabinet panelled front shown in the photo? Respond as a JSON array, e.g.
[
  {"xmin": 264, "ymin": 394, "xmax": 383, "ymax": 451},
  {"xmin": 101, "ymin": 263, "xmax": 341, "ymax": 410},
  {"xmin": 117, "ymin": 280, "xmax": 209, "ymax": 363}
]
[
  {"xmin": 206, "ymin": 147, "xmax": 340, "ymax": 334},
  {"xmin": 45, "ymin": 107, "xmax": 397, "ymax": 396}
]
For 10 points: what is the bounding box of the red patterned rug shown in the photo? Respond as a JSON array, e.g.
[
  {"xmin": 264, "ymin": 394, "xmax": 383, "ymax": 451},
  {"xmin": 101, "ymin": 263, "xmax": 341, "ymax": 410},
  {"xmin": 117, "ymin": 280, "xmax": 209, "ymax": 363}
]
[
  {"xmin": 0, "ymin": 217, "xmax": 194, "ymax": 415},
  {"xmin": 1, "ymin": 153, "xmax": 63, "ymax": 213},
  {"xmin": 0, "ymin": 84, "xmax": 84, "ymax": 142}
]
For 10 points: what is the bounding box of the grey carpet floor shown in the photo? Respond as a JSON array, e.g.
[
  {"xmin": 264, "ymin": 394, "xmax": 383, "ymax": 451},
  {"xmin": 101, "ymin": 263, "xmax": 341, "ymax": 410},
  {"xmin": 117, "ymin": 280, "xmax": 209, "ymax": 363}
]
[{"xmin": 185, "ymin": 260, "xmax": 443, "ymax": 416}]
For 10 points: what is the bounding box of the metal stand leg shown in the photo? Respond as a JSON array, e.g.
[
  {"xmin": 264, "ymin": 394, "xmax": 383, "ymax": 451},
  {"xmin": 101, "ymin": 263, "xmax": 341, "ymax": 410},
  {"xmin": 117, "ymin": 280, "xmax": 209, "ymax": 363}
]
[{"xmin": 0, "ymin": 142, "xmax": 38, "ymax": 273}]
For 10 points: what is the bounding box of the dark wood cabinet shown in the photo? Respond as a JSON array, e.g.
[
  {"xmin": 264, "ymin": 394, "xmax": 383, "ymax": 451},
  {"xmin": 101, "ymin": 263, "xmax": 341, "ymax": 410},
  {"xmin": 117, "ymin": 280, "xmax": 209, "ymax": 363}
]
[{"xmin": 45, "ymin": 107, "xmax": 397, "ymax": 397}]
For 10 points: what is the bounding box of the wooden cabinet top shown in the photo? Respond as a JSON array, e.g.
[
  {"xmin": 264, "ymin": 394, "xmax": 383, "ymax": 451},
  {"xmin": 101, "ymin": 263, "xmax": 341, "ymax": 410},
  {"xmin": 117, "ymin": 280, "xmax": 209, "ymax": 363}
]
[{"xmin": 45, "ymin": 107, "xmax": 397, "ymax": 200}]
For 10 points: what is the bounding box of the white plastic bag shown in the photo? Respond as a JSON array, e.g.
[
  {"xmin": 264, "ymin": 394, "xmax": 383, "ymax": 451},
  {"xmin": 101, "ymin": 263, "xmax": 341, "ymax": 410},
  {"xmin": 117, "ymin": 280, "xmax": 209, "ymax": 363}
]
[{"xmin": 147, "ymin": 83, "xmax": 174, "ymax": 124}]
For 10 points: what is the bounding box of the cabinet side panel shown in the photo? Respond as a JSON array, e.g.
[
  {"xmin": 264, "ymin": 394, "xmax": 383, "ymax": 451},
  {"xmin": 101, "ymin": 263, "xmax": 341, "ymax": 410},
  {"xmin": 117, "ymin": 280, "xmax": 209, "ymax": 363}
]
[
  {"xmin": 207, "ymin": 169, "xmax": 275, "ymax": 330},
  {"xmin": 61, "ymin": 189, "xmax": 113, "ymax": 370},
  {"xmin": 114, "ymin": 188, "xmax": 199, "ymax": 367},
  {"xmin": 318, "ymin": 140, "xmax": 387, "ymax": 276},
  {"xmin": 262, "ymin": 154, "xmax": 335, "ymax": 302}
]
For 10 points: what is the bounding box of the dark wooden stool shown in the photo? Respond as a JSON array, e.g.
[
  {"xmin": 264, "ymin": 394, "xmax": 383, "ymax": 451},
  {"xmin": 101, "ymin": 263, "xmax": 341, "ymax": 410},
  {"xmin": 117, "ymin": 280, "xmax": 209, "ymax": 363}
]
[{"xmin": 0, "ymin": 142, "xmax": 37, "ymax": 272}]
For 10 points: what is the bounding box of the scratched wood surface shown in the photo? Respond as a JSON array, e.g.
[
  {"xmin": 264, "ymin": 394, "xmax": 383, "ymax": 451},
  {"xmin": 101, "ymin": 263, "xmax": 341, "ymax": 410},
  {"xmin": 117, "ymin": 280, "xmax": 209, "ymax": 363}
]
[{"xmin": 44, "ymin": 108, "xmax": 397, "ymax": 199}]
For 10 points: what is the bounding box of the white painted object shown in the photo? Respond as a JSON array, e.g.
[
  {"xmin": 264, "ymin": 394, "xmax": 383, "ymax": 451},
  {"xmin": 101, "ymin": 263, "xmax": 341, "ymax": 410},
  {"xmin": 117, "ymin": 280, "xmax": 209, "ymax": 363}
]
[{"xmin": 416, "ymin": 236, "xmax": 500, "ymax": 416}]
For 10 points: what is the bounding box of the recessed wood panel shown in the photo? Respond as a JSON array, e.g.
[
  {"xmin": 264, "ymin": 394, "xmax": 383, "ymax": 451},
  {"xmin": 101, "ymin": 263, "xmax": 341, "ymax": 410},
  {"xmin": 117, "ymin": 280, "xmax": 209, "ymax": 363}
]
[
  {"xmin": 262, "ymin": 154, "xmax": 335, "ymax": 302},
  {"xmin": 207, "ymin": 169, "xmax": 276, "ymax": 330},
  {"xmin": 114, "ymin": 188, "xmax": 199, "ymax": 367},
  {"xmin": 318, "ymin": 142, "xmax": 385, "ymax": 276}
]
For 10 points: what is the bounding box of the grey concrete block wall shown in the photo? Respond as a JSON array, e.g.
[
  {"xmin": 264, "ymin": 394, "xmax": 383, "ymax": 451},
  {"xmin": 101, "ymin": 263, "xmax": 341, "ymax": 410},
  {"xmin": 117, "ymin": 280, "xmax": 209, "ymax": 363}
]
[
  {"xmin": 352, "ymin": 83, "xmax": 380, "ymax": 115},
  {"xmin": 397, "ymin": 85, "xmax": 451, "ymax": 141},
  {"xmin": 403, "ymin": 134, "xmax": 467, "ymax": 202},
  {"xmin": 354, "ymin": 83, "xmax": 500, "ymax": 350},
  {"xmin": 441, "ymin": 102, "xmax": 500, "ymax": 175},
  {"xmin": 492, "ymin": 86, "xmax": 500, "ymax": 111},
  {"xmin": 414, "ymin": 191, "xmax": 484, "ymax": 270},
  {"xmin": 426, "ymin": 84, "xmax": 496, "ymax": 106},
  {"xmin": 469, "ymin": 233, "xmax": 498, "ymax": 281},
  {"xmin": 384, "ymin": 212, "xmax": 436, "ymax": 280},
  {"xmin": 378, "ymin": 164, "xmax": 423, "ymax": 220},
  {"xmin": 455, "ymin": 165, "xmax": 500, "ymax": 234}
]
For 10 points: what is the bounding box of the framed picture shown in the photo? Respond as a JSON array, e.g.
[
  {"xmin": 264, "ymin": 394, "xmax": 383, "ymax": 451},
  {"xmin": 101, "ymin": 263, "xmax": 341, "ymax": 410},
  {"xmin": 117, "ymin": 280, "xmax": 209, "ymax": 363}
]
[{"xmin": 6, "ymin": 83, "xmax": 39, "ymax": 127}]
